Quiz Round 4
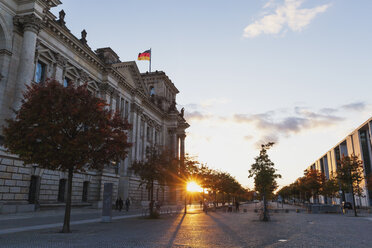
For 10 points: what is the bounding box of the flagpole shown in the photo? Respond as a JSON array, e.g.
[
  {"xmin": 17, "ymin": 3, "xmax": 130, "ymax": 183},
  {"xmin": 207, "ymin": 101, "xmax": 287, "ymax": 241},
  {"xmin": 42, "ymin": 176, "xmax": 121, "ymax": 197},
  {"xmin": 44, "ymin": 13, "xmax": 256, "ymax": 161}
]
[{"xmin": 149, "ymin": 48, "xmax": 152, "ymax": 73}]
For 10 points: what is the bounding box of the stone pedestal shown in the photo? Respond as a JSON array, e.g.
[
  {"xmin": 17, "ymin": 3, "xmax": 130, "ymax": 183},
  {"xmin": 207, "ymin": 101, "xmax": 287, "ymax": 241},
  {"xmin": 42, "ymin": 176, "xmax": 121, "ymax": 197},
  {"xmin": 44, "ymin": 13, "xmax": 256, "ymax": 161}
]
[{"xmin": 101, "ymin": 183, "xmax": 113, "ymax": 222}]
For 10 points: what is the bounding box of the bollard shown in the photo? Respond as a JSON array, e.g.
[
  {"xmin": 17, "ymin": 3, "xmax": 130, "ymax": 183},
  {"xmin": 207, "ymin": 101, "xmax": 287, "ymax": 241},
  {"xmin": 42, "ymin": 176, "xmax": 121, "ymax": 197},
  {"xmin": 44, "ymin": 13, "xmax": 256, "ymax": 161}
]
[{"xmin": 243, "ymin": 209, "xmax": 247, "ymax": 213}]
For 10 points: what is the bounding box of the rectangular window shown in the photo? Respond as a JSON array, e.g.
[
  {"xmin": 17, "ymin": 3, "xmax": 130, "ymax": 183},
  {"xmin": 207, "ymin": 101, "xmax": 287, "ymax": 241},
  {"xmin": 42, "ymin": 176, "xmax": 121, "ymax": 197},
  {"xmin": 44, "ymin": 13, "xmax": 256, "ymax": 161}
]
[
  {"xmin": 58, "ymin": 179, "xmax": 66, "ymax": 202},
  {"xmin": 82, "ymin": 181, "xmax": 89, "ymax": 202},
  {"xmin": 120, "ymin": 98, "xmax": 125, "ymax": 118},
  {"xmin": 63, "ymin": 77, "xmax": 72, "ymax": 87},
  {"xmin": 124, "ymin": 101, "xmax": 129, "ymax": 119},
  {"xmin": 147, "ymin": 127, "xmax": 151, "ymax": 142},
  {"xmin": 35, "ymin": 61, "xmax": 46, "ymax": 83}
]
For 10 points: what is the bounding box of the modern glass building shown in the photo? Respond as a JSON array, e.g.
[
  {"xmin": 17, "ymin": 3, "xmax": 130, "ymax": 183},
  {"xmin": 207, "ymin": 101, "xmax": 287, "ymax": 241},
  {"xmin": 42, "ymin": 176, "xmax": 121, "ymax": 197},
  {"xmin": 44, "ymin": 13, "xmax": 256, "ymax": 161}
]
[{"xmin": 308, "ymin": 117, "xmax": 372, "ymax": 207}]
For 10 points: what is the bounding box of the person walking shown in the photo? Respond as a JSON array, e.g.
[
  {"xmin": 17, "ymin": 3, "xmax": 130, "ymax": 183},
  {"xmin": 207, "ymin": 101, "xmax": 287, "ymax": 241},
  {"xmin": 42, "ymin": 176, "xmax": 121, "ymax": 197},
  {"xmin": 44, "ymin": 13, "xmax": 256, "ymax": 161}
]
[
  {"xmin": 235, "ymin": 201, "xmax": 240, "ymax": 212},
  {"xmin": 203, "ymin": 201, "xmax": 208, "ymax": 214},
  {"xmin": 125, "ymin": 197, "xmax": 130, "ymax": 212},
  {"xmin": 118, "ymin": 197, "xmax": 124, "ymax": 211}
]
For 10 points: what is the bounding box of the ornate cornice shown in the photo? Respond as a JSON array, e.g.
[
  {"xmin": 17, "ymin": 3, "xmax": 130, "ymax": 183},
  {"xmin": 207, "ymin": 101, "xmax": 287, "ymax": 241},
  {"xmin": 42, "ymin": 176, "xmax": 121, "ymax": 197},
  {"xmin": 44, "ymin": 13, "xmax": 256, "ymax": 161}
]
[
  {"xmin": 44, "ymin": 17, "xmax": 105, "ymax": 72},
  {"xmin": 14, "ymin": 14, "xmax": 42, "ymax": 34}
]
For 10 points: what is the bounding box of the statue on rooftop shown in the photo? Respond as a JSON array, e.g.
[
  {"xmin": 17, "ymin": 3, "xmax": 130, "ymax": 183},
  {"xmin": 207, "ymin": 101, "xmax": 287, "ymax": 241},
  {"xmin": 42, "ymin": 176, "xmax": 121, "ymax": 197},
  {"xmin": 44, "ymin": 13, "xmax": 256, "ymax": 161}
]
[
  {"xmin": 57, "ymin": 10, "xmax": 66, "ymax": 26},
  {"xmin": 80, "ymin": 29, "xmax": 87, "ymax": 44}
]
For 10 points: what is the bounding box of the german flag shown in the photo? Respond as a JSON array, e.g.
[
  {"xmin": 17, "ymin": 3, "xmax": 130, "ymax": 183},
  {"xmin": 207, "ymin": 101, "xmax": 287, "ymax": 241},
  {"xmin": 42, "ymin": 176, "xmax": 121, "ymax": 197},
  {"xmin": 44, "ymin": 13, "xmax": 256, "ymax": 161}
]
[{"xmin": 138, "ymin": 50, "xmax": 151, "ymax": 61}]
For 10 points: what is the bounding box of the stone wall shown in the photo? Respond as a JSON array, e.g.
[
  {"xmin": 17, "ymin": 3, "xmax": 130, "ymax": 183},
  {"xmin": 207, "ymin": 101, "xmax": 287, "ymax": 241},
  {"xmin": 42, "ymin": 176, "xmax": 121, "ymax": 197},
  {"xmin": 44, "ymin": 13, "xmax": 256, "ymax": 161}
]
[
  {"xmin": 0, "ymin": 148, "xmax": 120, "ymax": 213},
  {"xmin": 0, "ymin": 150, "xmax": 30, "ymax": 203}
]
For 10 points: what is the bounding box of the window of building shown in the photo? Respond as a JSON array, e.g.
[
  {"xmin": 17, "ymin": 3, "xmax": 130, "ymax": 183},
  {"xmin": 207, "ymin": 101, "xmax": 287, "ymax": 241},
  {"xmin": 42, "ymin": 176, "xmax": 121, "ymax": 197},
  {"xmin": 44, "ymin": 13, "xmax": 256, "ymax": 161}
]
[
  {"xmin": 147, "ymin": 126, "xmax": 151, "ymax": 142},
  {"xmin": 360, "ymin": 130, "xmax": 372, "ymax": 205},
  {"xmin": 124, "ymin": 101, "xmax": 129, "ymax": 119},
  {"xmin": 35, "ymin": 61, "xmax": 46, "ymax": 83},
  {"xmin": 58, "ymin": 179, "xmax": 67, "ymax": 202},
  {"xmin": 63, "ymin": 77, "xmax": 72, "ymax": 87},
  {"xmin": 120, "ymin": 98, "xmax": 125, "ymax": 118},
  {"xmin": 149, "ymin": 86, "xmax": 155, "ymax": 96},
  {"xmin": 82, "ymin": 181, "xmax": 89, "ymax": 202}
]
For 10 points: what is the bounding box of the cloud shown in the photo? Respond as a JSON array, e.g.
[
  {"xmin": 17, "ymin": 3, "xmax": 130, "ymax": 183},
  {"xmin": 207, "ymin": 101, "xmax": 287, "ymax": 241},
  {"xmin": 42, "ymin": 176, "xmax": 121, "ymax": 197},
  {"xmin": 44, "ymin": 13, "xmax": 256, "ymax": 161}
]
[
  {"xmin": 243, "ymin": 135, "xmax": 254, "ymax": 141},
  {"xmin": 341, "ymin": 102, "xmax": 366, "ymax": 111},
  {"xmin": 200, "ymin": 98, "xmax": 230, "ymax": 108},
  {"xmin": 243, "ymin": 0, "xmax": 331, "ymax": 38},
  {"xmin": 184, "ymin": 111, "xmax": 211, "ymax": 121},
  {"xmin": 234, "ymin": 106, "xmax": 344, "ymax": 136}
]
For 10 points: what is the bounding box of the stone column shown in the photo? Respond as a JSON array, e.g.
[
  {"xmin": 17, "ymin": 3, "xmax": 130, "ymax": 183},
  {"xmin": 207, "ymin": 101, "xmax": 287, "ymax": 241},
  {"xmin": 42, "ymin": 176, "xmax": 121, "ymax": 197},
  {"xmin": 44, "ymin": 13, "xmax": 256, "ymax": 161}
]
[
  {"xmin": 136, "ymin": 117, "xmax": 142, "ymax": 161},
  {"xmin": 180, "ymin": 133, "xmax": 186, "ymax": 166},
  {"xmin": 173, "ymin": 133, "xmax": 178, "ymax": 159},
  {"xmin": 143, "ymin": 121, "xmax": 148, "ymax": 160},
  {"xmin": 152, "ymin": 127, "xmax": 156, "ymax": 146},
  {"xmin": 13, "ymin": 14, "xmax": 42, "ymax": 111},
  {"xmin": 130, "ymin": 104, "xmax": 137, "ymax": 162}
]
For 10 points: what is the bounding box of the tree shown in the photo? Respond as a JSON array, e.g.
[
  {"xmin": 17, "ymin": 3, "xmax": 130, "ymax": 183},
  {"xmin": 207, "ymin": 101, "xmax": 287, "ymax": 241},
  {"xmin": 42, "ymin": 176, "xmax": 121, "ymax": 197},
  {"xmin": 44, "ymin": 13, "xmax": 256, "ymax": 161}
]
[
  {"xmin": 321, "ymin": 178, "xmax": 339, "ymax": 204},
  {"xmin": 130, "ymin": 147, "xmax": 177, "ymax": 216},
  {"xmin": 336, "ymin": 154, "xmax": 364, "ymax": 216},
  {"xmin": 303, "ymin": 169, "xmax": 324, "ymax": 203},
  {"xmin": 248, "ymin": 142, "xmax": 281, "ymax": 221},
  {"xmin": 3, "ymin": 80, "xmax": 131, "ymax": 233}
]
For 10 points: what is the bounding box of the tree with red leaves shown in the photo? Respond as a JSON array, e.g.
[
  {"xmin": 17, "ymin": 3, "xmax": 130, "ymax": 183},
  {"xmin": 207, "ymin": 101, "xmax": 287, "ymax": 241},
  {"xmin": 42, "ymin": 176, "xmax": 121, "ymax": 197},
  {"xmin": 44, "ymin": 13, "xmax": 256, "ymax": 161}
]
[{"xmin": 3, "ymin": 79, "xmax": 131, "ymax": 233}]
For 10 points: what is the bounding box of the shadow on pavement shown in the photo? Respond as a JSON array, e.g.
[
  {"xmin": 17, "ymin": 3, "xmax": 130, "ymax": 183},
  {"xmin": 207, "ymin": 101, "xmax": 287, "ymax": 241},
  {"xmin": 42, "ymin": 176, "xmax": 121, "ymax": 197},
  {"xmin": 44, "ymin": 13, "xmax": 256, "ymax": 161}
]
[
  {"xmin": 166, "ymin": 213, "xmax": 186, "ymax": 248},
  {"xmin": 207, "ymin": 212, "xmax": 249, "ymax": 247}
]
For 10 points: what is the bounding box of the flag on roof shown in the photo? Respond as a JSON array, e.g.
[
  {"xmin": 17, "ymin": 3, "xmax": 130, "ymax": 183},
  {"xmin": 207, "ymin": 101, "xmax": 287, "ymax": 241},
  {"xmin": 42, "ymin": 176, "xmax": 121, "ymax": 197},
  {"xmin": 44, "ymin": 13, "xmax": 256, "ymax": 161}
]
[{"xmin": 138, "ymin": 50, "xmax": 151, "ymax": 61}]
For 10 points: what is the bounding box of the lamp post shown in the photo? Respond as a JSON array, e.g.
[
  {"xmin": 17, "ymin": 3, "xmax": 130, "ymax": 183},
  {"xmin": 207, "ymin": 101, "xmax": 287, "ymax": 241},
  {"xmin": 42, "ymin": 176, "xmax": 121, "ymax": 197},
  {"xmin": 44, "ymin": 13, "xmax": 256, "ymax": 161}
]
[{"xmin": 184, "ymin": 186, "xmax": 187, "ymax": 214}]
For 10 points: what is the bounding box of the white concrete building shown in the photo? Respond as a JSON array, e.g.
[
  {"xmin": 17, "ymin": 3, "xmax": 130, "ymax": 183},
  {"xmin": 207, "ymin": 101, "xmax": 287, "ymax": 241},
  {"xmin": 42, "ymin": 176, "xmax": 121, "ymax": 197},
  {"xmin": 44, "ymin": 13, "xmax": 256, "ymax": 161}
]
[{"xmin": 0, "ymin": 0, "xmax": 189, "ymax": 213}]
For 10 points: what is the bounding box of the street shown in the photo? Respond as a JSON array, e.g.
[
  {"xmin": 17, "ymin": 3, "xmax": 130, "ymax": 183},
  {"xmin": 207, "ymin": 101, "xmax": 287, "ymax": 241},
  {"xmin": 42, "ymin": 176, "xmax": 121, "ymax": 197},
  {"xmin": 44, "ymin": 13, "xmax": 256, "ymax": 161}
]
[{"xmin": 1, "ymin": 203, "xmax": 371, "ymax": 247}]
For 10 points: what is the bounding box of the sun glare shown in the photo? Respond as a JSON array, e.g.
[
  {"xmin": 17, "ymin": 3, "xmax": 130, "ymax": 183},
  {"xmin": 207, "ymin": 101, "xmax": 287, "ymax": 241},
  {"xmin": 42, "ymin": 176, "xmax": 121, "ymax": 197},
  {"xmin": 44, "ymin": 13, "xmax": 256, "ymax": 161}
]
[{"xmin": 186, "ymin": 181, "xmax": 203, "ymax": 192}]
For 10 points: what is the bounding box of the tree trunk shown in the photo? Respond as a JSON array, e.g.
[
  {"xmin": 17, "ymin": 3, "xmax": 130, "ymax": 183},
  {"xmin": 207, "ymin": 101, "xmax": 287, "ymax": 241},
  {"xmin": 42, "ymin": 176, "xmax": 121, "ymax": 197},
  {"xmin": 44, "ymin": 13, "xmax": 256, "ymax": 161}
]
[
  {"xmin": 262, "ymin": 194, "xmax": 269, "ymax": 221},
  {"xmin": 62, "ymin": 168, "xmax": 73, "ymax": 233},
  {"xmin": 351, "ymin": 184, "xmax": 357, "ymax": 217},
  {"xmin": 149, "ymin": 180, "xmax": 154, "ymax": 215}
]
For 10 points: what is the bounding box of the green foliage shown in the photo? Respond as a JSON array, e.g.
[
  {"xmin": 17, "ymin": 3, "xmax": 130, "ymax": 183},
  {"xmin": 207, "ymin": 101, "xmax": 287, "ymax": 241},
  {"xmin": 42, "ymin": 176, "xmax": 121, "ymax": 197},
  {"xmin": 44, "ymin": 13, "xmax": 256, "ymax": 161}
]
[
  {"xmin": 321, "ymin": 178, "xmax": 339, "ymax": 198},
  {"xmin": 336, "ymin": 154, "xmax": 364, "ymax": 196},
  {"xmin": 248, "ymin": 142, "xmax": 281, "ymax": 200},
  {"xmin": 303, "ymin": 169, "xmax": 324, "ymax": 199}
]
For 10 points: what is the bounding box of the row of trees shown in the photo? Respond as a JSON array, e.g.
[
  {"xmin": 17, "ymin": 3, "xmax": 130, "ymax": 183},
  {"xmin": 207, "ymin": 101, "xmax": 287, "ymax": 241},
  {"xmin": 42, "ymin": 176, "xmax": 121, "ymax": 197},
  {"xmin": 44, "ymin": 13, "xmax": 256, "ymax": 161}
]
[
  {"xmin": 131, "ymin": 147, "xmax": 252, "ymax": 215},
  {"xmin": 277, "ymin": 154, "xmax": 365, "ymax": 216}
]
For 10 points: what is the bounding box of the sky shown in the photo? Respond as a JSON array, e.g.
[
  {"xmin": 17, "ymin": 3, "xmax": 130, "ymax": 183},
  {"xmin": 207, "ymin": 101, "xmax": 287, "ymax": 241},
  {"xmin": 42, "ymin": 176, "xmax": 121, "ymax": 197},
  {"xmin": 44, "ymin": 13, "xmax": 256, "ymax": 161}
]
[{"xmin": 51, "ymin": 0, "xmax": 372, "ymax": 189}]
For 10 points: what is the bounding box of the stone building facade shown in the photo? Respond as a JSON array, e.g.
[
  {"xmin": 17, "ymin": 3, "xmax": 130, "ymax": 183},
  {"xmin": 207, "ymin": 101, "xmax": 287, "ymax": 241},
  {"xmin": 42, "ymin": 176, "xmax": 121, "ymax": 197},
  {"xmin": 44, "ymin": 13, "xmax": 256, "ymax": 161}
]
[
  {"xmin": 307, "ymin": 117, "xmax": 372, "ymax": 207},
  {"xmin": 0, "ymin": 0, "xmax": 189, "ymax": 213}
]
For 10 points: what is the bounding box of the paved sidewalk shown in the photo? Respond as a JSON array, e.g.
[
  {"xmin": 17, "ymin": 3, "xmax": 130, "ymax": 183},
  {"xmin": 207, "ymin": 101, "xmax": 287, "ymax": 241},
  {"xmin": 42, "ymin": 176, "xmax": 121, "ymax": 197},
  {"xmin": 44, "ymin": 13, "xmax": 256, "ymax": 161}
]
[
  {"xmin": 0, "ymin": 204, "xmax": 184, "ymax": 235},
  {"xmin": 1, "ymin": 205, "xmax": 372, "ymax": 248}
]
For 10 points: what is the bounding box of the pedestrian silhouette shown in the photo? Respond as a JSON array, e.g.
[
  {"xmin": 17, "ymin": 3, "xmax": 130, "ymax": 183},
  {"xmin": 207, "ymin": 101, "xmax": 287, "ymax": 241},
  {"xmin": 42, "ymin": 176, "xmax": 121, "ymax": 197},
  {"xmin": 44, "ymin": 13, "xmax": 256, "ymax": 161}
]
[{"xmin": 125, "ymin": 197, "xmax": 130, "ymax": 212}]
